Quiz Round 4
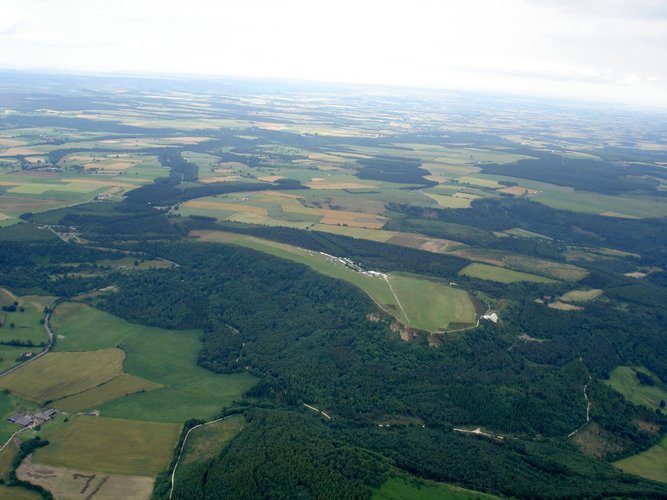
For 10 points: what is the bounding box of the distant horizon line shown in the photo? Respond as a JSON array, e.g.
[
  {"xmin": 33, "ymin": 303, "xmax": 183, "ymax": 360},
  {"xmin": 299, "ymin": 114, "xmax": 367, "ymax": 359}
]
[{"xmin": 0, "ymin": 66, "xmax": 665, "ymax": 114}]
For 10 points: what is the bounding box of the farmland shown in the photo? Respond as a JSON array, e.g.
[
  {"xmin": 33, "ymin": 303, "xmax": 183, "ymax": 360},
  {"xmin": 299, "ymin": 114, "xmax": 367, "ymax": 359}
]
[
  {"xmin": 33, "ymin": 415, "xmax": 180, "ymax": 476},
  {"xmin": 17, "ymin": 460, "xmax": 155, "ymax": 500},
  {"xmin": 49, "ymin": 302, "xmax": 257, "ymax": 421},
  {"xmin": 53, "ymin": 373, "xmax": 162, "ymax": 413},
  {"xmin": 0, "ymin": 349, "xmax": 125, "ymax": 403}
]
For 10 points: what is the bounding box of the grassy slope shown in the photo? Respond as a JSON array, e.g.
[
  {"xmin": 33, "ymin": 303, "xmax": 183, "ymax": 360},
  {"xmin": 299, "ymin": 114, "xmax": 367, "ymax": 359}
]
[
  {"xmin": 606, "ymin": 366, "xmax": 667, "ymax": 412},
  {"xmin": 191, "ymin": 230, "xmax": 476, "ymax": 331},
  {"xmin": 459, "ymin": 263, "xmax": 557, "ymax": 284},
  {"xmin": 180, "ymin": 415, "xmax": 245, "ymax": 466},
  {"xmin": 614, "ymin": 435, "xmax": 667, "ymax": 484},
  {"xmin": 373, "ymin": 477, "xmax": 499, "ymax": 500}
]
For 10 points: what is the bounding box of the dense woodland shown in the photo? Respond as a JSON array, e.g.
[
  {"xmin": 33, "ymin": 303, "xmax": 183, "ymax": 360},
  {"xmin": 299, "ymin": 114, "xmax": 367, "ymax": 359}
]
[
  {"xmin": 3, "ymin": 93, "xmax": 667, "ymax": 497},
  {"xmin": 3, "ymin": 169, "xmax": 667, "ymax": 497}
]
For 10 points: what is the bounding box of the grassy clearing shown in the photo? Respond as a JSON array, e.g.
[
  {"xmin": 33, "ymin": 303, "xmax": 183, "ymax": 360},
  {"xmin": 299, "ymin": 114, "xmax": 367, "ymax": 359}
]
[
  {"xmin": 613, "ymin": 435, "xmax": 667, "ymax": 483},
  {"xmin": 424, "ymin": 192, "xmax": 472, "ymax": 209},
  {"xmin": 504, "ymin": 228, "xmax": 552, "ymax": 240},
  {"xmin": 389, "ymin": 274, "xmax": 477, "ymax": 331},
  {"xmin": 190, "ymin": 230, "xmax": 477, "ymax": 331},
  {"xmin": 51, "ymin": 302, "xmax": 257, "ymax": 421},
  {"xmin": 181, "ymin": 415, "xmax": 244, "ymax": 466},
  {"xmin": 605, "ymin": 366, "xmax": 667, "ymax": 412},
  {"xmin": 459, "ymin": 263, "xmax": 556, "ymax": 284},
  {"xmin": 33, "ymin": 415, "xmax": 179, "ymax": 476},
  {"xmin": 560, "ymin": 289, "xmax": 603, "ymax": 302},
  {"xmin": 0, "ymin": 485, "xmax": 40, "ymax": 500},
  {"xmin": 0, "ymin": 349, "xmax": 124, "ymax": 403},
  {"xmin": 373, "ymin": 477, "xmax": 499, "ymax": 499},
  {"xmin": 386, "ymin": 233, "xmax": 460, "ymax": 254},
  {"xmin": 17, "ymin": 460, "xmax": 154, "ymax": 500},
  {"xmin": 310, "ymin": 224, "xmax": 397, "ymax": 242},
  {"xmin": 53, "ymin": 373, "xmax": 162, "ymax": 413}
]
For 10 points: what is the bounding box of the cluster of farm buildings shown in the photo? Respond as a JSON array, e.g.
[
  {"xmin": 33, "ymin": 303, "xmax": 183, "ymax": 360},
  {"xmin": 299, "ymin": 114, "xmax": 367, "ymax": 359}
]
[{"xmin": 7, "ymin": 408, "xmax": 57, "ymax": 427}]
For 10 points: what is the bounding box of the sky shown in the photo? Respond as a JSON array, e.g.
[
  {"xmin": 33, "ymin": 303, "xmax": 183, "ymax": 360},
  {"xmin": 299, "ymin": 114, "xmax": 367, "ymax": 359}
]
[{"xmin": 1, "ymin": 0, "xmax": 667, "ymax": 107}]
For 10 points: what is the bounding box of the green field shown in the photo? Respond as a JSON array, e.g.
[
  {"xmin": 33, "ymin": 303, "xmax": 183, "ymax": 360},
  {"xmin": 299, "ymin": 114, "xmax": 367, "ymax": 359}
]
[
  {"xmin": 180, "ymin": 415, "xmax": 245, "ymax": 466},
  {"xmin": 33, "ymin": 415, "xmax": 180, "ymax": 476},
  {"xmin": 51, "ymin": 300, "xmax": 158, "ymax": 352},
  {"xmin": 373, "ymin": 477, "xmax": 498, "ymax": 499},
  {"xmin": 50, "ymin": 302, "xmax": 257, "ymax": 421},
  {"xmin": 389, "ymin": 273, "xmax": 477, "ymax": 330},
  {"xmin": 0, "ymin": 485, "xmax": 40, "ymax": 500},
  {"xmin": 459, "ymin": 263, "xmax": 557, "ymax": 284},
  {"xmin": 191, "ymin": 230, "xmax": 477, "ymax": 331},
  {"xmin": 0, "ymin": 289, "xmax": 51, "ymax": 346},
  {"xmin": 0, "ymin": 349, "xmax": 124, "ymax": 403},
  {"xmin": 605, "ymin": 366, "xmax": 667, "ymax": 412},
  {"xmin": 0, "ymin": 391, "xmax": 36, "ymax": 442},
  {"xmin": 53, "ymin": 373, "xmax": 162, "ymax": 413},
  {"xmin": 560, "ymin": 289, "xmax": 603, "ymax": 303},
  {"xmin": 310, "ymin": 224, "xmax": 397, "ymax": 242},
  {"xmin": 477, "ymin": 175, "xmax": 667, "ymax": 218},
  {"xmin": 423, "ymin": 192, "xmax": 472, "ymax": 209},
  {"xmin": 504, "ymin": 228, "xmax": 552, "ymax": 240},
  {"xmin": 0, "ymin": 440, "xmax": 18, "ymax": 480},
  {"xmin": 614, "ymin": 435, "xmax": 667, "ymax": 483}
]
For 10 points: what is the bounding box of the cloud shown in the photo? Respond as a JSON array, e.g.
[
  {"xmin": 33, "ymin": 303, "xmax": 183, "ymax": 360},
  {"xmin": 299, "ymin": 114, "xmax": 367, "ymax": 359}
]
[
  {"xmin": 0, "ymin": 0, "xmax": 665, "ymax": 107},
  {"xmin": 527, "ymin": 0, "xmax": 667, "ymax": 18}
]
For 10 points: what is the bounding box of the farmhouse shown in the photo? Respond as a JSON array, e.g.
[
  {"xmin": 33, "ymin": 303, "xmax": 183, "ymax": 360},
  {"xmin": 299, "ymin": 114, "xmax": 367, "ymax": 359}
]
[
  {"xmin": 8, "ymin": 412, "xmax": 34, "ymax": 427},
  {"xmin": 7, "ymin": 408, "xmax": 57, "ymax": 427}
]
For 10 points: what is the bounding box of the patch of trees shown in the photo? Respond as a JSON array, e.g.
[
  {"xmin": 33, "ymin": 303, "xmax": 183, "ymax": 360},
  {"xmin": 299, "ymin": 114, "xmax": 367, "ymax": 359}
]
[
  {"xmin": 636, "ymin": 371, "xmax": 656, "ymax": 387},
  {"xmin": 356, "ymin": 156, "xmax": 436, "ymax": 186},
  {"xmin": 0, "ymin": 239, "xmax": 121, "ymax": 296},
  {"xmin": 481, "ymin": 154, "xmax": 667, "ymax": 195},
  {"xmin": 158, "ymin": 150, "xmax": 199, "ymax": 181},
  {"xmin": 3, "ymin": 436, "xmax": 53, "ymax": 499},
  {"xmin": 123, "ymin": 178, "xmax": 303, "ymax": 208},
  {"xmin": 204, "ymin": 221, "xmax": 469, "ymax": 279},
  {"xmin": 389, "ymin": 198, "xmax": 667, "ymax": 266},
  {"xmin": 169, "ymin": 409, "xmax": 394, "ymax": 500}
]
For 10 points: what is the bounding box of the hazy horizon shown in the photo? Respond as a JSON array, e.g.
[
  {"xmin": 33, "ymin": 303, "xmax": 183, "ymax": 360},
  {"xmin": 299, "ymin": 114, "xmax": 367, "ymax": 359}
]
[{"xmin": 2, "ymin": 0, "xmax": 667, "ymax": 108}]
